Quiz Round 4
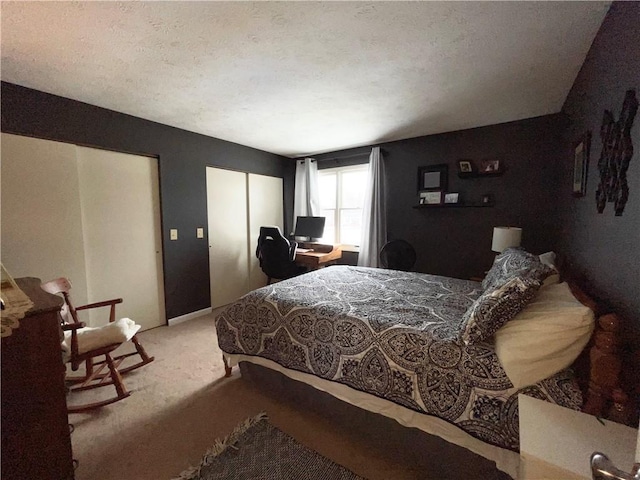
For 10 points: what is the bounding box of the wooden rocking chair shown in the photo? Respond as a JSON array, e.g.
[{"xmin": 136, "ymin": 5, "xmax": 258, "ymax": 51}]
[{"xmin": 41, "ymin": 278, "xmax": 154, "ymax": 413}]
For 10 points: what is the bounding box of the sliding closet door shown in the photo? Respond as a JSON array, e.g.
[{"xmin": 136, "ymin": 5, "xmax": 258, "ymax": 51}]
[
  {"xmin": 247, "ymin": 173, "xmax": 284, "ymax": 291},
  {"xmin": 0, "ymin": 133, "xmax": 90, "ymax": 305},
  {"xmin": 75, "ymin": 147, "xmax": 165, "ymax": 330},
  {"xmin": 206, "ymin": 167, "xmax": 250, "ymax": 308}
]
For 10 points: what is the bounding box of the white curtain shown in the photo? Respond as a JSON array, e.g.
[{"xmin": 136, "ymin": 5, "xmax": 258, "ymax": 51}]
[
  {"xmin": 292, "ymin": 158, "xmax": 320, "ymax": 231},
  {"xmin": 358, "ymin": 147, "xmax": 387, "ymax": 267}
]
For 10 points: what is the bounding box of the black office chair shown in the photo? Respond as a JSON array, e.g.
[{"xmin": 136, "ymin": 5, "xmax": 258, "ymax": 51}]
[
  {"xmin": 256, "ymin": 226, "xmax": 306, "ymax": 284},
  {"xmin": 380, "ymin": 239, "xmax": 417, "ymax": 271}
]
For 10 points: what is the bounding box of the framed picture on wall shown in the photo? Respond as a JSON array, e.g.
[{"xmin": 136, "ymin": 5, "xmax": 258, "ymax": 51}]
[
  {"xmin": 457, "ymin": 160, "xmax": 474, "ymax": 173},
  {"xmin": 480, "ymin": 159, "xmax": 500, "ymax": 173},
  {"xmin": 418, "ymin": 164, "xmax": 448, "ymax": 192},
  {"xmin": 444, "ymin": 193, "xmax": 459, "ymax": 204},
  {"xmin": 481, "ymin": 193, "xmax": 494, "ymax": 206},
  {"xmin": 573, "ymin": 131, "xmax": 591, "ymax": 197},
  {"xmin": 420, "ymin": 191, "xmax": 443, "ymax": 205}
]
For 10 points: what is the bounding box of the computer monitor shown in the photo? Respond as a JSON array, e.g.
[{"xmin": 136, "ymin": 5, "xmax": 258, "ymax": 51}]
[{"xmin": 293, "ymin": 216, "xmax": 326, "ymax": 241}]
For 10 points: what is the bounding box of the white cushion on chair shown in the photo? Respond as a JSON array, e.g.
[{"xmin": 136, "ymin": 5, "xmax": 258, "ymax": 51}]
[{"xmin": 62, "ymin": 317, "xmax": 141, "ymax": 355}]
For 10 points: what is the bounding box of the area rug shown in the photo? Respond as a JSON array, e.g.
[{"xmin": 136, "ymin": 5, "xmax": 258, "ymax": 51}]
[{"xmin": 172, "ymin": 412, "xmax": 366, "ymax": 480}]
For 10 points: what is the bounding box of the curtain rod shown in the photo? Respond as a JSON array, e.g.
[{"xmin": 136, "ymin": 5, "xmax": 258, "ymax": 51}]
[
  {"xmin": 319, "ymin": 151, "xmax": 373, "ymax": 162},
  {"xmin": 297, "ymin": 148, "xmax": 381, "ymax": 163}
]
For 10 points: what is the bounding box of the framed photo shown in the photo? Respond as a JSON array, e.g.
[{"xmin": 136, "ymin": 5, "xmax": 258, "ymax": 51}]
[
  {"xmin": 444, "ymin": 193, "xmax": 459, "ymax": 204},
  {"xmin": 573, "ymin": 131, "xmax": 591, "ymax": 197},
  {"xmin": 480, "ymin": 159, "xmax": 500, "ymax": 173},
  {"xmin": 418, "ymin": 164, "xmax": 448, "ymax": 192},
  {"xmin": 421, "ymin": 191, "xmax": 443, "ymax": 205},
  {"xmin": 457, "ymin": 160, "xmax": 474, "ymax": 173},
  {"xmin": 481, "ymin": 193, "xmax": 494, "ymax": 206}
]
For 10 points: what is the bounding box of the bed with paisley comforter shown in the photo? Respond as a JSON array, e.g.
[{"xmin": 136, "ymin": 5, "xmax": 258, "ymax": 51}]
[{"xmin": 215, "ymin": 249, "xmax": 601, "ymax": 477}]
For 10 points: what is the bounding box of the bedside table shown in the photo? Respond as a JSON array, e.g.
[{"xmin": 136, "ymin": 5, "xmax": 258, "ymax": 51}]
[{"xmin": 518, "ymin": 394, "xmax": 638, "ymax": 479}]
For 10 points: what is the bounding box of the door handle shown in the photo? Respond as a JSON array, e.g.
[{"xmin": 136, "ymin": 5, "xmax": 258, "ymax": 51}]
[{"xmin": 591, "ymin": 452, "xmax": 640, "ymax": 480}]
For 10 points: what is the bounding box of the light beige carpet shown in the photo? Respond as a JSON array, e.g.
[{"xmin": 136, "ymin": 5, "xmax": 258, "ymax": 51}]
[{"xmin": 68, "ymin": 312, "xmax": 506, "ymax": 480}]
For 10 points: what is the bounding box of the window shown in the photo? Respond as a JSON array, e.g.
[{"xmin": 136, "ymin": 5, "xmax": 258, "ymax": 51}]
[{"xmin": 318, "ymin": 164, "xmax": 368, "ymax": 245}]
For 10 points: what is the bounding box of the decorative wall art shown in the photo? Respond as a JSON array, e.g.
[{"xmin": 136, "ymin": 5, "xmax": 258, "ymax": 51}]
[
  {"xmin": 572, "ymin": 131, "xmax": 591, "ymax": 197},
  {"xmin": 595, "ymin": 89, "xmax": 638, "ymax": 216}
]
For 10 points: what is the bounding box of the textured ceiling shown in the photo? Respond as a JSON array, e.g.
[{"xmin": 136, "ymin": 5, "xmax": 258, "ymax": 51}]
[{"xmin": 1, "ymin": 1, "xmax": 610, "ymax": 158}]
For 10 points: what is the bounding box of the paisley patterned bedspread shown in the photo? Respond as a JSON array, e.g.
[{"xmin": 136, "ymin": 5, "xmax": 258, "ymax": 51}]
[{"xmin": 215, "ymin": 266, "xmax": 582, "ymax": 450}]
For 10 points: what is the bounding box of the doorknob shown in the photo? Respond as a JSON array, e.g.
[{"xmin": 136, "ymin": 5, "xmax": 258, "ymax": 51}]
[{"xmin": 591, "ymin": 452, "xmax": 640, "ymax": 480}]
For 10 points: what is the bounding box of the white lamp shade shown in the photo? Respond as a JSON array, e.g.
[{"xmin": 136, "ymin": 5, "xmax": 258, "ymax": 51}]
[{"xmin": 492, "ymin": 227, "xmax": 522, "ymax": 253}]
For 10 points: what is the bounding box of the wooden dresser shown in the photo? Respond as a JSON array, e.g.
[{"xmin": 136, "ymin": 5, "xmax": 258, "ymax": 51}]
[{"xmin": 1, "ymin": 277, "xmax": 74, "ymax": 480}]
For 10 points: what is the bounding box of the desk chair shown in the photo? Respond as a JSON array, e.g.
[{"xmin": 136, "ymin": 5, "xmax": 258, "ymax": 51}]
[
  {"xmin": 256, "ymin": 226, "xmax": 306, "ymax": 284},
  {"xmin": 380, "ymin": 239, "xmax": 417, "ymax": 271}
]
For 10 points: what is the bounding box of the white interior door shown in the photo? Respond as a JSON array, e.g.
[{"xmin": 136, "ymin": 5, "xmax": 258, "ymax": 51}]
[
  {"xmin": 206, "ymin": 167, "xmax": 249, "ymax": 308},
  {"xmin": 247, "ymin": 173, "xmax": 284, "ymax": 290},
  {"xmin": 75, "ymin": 147, "xmax": 165, "ymax": 330},
  {"xmin": 0, "ymin": 133, "xmax": 90, "ymax": 306}
]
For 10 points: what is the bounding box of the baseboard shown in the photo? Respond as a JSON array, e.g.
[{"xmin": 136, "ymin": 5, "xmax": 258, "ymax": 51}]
[{"xmin": 168, "ymin": 307, "xmax": 212, "ymax": 326}]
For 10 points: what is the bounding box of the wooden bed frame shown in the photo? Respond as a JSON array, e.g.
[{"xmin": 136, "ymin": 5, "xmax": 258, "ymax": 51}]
[
  {"xmin": 222, "ymin": 282, "xmax": 635, "ymax": 425},
  {"xmin": 569, "ymin": 283, "xmax": 634, "ymax": 425}
]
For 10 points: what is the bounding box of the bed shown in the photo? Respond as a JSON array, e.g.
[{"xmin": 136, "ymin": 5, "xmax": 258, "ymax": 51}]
[{"xmin": 215, "ymin": 248, "xmax": 628, "ymax": 478}]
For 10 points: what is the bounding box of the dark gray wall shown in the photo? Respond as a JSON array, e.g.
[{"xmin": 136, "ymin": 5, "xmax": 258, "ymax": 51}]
[
  {"xmin": 1, "ymin": 82, "xmax": 295, "ymax": 319},
  {"xmin": 559, "ymin": 1, "xmax": 640, "ymax": 324},
  {"xmin": 314, "ymin": 114, "xmax": 566, "ymax": 280}
]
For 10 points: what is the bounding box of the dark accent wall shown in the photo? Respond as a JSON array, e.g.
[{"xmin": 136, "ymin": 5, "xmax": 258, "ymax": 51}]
[
  {"xmin": 1, "ymin": 82, "xmax": 295, "ymax": 319},
  {"xmin": 559, "ymin": 1, "xmax": 640, "ymax": 324},
  {"xmin": 314, "ymin": 115, "xmax": 566, "ymax": 280}
]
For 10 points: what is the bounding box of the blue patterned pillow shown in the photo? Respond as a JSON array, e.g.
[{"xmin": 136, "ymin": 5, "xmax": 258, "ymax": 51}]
[
  {"xmin": 461, "ymin": 276, "xmax": 541, "ymax": 345},
  {"xmin": 482, "ymin": 247, "xmax": 552, "ymax": 293}
]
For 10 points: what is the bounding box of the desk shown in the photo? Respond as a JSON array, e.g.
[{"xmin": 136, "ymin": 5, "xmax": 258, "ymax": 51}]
[{"xmin": 295, "ymin": 245, "xmax": 342, "ymax": 270}]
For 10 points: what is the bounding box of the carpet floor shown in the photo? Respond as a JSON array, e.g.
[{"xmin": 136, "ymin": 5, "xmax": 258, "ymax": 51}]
[{"xmin": 69, "ymin": 312, "xmax": 506, "ymax": 480}]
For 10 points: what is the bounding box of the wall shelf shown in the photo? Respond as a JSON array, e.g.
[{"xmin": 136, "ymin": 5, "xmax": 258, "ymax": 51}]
[
  {"xmin": 457, "ymin": 168, "xmax": 505, "ymax": 179},
  {"xmin": 413, "ymin": 202, "xmax": 494, "ymax": 209}
]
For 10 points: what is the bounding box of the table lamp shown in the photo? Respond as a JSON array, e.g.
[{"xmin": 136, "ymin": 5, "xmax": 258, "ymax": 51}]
[{"xmin": 491, "ymin": 226, "xmax": 522, "ymax": 253}]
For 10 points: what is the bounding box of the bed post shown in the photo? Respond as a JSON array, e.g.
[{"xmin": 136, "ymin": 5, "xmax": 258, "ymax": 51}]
[
  {"xmin": 582, "ymin": 313, "xmax": 623, "ymax": 417},
  {"xmin": 223, "ymin": 355, "xmax": 233, "ymax": 377}
]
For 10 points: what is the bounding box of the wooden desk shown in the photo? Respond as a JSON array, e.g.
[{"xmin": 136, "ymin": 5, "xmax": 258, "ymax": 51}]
[{"xmin": 295, "ymin": 245, "xmax": 342, "ymax": 270}]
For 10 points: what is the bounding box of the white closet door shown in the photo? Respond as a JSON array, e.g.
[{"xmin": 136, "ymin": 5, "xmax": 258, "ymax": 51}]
[
  {"xmin": 75, "ymin": 147, "xmax": 165, "ymax": 330},
  {"xmin": 247, "ymin": 173, "xmax": 284, "ymax": 291},
  {"xmin": 206, "ymin": 167, "xmax": 250, "ymax": 308},
  {"xmin": 0, "ymin": 133, "xmax": 90, "ymax": 306}
]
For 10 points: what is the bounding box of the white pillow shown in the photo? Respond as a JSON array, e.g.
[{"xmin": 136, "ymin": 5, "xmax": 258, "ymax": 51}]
[
  {"xmin": 494, "ymin": 282, "xmax": 594, "ymax": 389},
  {"xmin": 538, "ymin": 251, "xmax": 557, "ymax": 269},
  {"xmin": 539, "ymin": 251, "xmax": 560, "ymax": 288},
  {"xmin": 62, "ymin": 317, "xmax": 141, "ymax": 355}
]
